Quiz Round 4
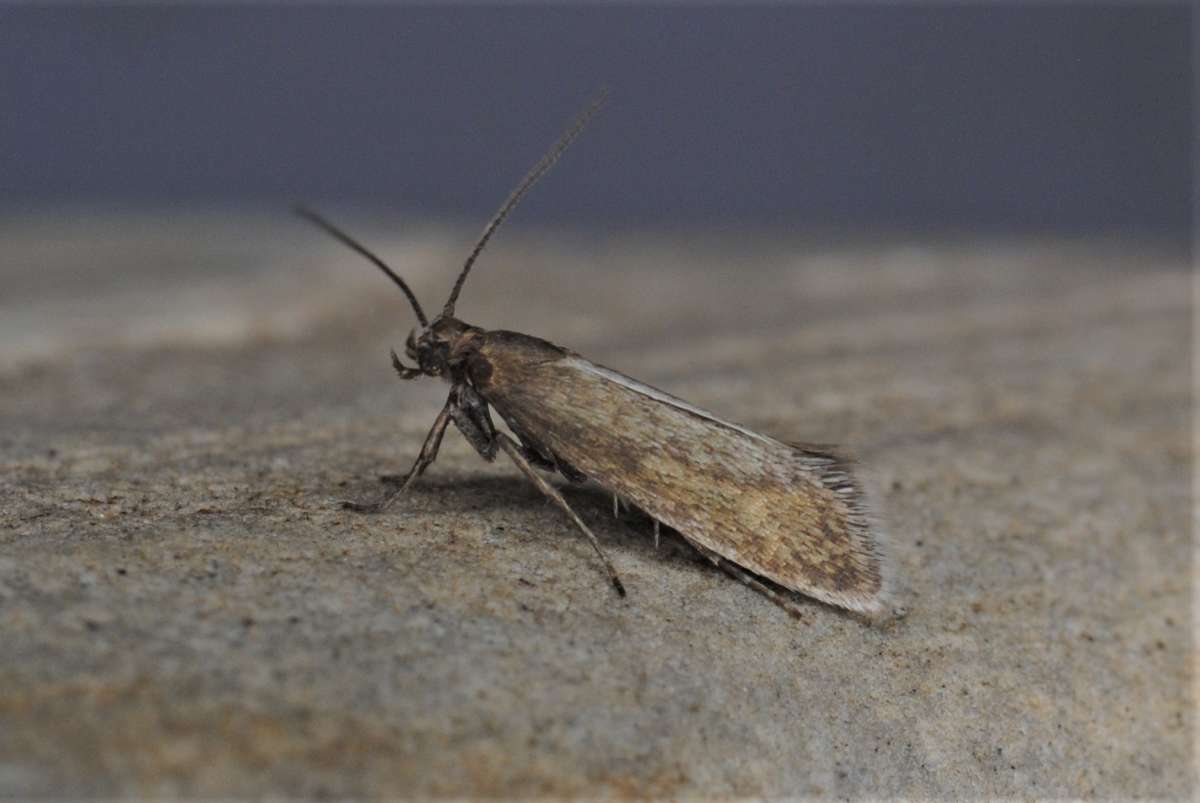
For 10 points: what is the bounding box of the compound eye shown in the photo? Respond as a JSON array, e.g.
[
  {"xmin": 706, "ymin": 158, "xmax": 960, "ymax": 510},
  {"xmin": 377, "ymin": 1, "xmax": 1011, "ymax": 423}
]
[
  {"xmin": 405, "ymin": 329, "xmax": 420, "ymax": 358},
  {"xmin": 416, "ymin": 345, "xmax": 438, "ymax": 375}
]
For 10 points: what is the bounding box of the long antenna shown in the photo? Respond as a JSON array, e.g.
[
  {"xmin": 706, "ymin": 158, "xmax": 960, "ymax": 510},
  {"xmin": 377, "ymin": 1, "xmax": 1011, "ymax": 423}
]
[
  {"xmin": 294, "ymin": 205, "xmax": 429, "ymax": 327},
  {"xmin": 441, "ymin": 88, "xmax": 608, "ymax": 319}
]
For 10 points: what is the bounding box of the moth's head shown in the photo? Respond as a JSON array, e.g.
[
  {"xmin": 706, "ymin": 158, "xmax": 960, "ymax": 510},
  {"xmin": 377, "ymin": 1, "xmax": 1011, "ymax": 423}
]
[{"xmin": 406, "ymin": 316, "xmax": 477, "ymax": 378}]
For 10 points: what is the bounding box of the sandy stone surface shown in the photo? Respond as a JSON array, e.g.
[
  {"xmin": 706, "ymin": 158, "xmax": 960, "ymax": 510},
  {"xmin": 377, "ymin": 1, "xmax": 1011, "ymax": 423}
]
[{"xmin": 0, "ymin": 212, "xmax": 1192, "ymax": 798}]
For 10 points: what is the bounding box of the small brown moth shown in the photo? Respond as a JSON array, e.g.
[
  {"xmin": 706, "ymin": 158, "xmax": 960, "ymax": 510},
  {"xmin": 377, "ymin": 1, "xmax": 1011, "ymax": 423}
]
[{"xmin": 298, "ymin": 90, "xmax": 888, "ymax": 615}]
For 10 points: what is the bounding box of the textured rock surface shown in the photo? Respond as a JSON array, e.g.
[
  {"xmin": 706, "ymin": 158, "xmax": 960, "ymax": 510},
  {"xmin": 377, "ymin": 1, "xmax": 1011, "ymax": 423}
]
[{"xmin": 0, "ymin": 212, "xmax": 1192, "ymax": 798}]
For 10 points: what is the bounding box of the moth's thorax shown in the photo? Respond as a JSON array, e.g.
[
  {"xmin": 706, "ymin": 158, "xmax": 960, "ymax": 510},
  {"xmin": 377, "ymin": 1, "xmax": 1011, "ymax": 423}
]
[{"xmin": 462, "ymin": 329, "xmax": 572, "ymax": 393}]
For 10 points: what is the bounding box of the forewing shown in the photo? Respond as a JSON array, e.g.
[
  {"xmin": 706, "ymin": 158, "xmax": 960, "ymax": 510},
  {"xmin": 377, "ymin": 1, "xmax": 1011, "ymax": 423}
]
[{"xmin": 474, "ymin": 339, "xmax": 886, "ymax": 613}]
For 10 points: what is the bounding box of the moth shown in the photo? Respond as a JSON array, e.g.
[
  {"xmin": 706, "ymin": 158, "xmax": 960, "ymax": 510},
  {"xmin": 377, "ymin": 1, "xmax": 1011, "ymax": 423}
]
[{"xmin": 298, "ymin": 90, "xmax": 888, "ymax": 616}]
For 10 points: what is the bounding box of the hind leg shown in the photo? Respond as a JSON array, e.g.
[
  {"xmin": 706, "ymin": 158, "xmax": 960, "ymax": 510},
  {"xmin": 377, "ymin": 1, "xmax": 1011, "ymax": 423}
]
[{"xmin": 690, "ymin": 542, "xmax": 808, "ymax": 620}]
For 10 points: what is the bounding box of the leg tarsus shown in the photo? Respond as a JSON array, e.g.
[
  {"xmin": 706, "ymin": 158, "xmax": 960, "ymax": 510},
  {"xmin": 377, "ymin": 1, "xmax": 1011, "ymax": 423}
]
[
  {"xmin": 342, "ymin": 497, "xmax": 388, "ymax": 513},
  {"xmin": 343, "ymin": 397, "xmax": 454, "ymax": 513},
  {"xmin": 692, "ymin": 542, "xmax": 808, "ymax": 620}
]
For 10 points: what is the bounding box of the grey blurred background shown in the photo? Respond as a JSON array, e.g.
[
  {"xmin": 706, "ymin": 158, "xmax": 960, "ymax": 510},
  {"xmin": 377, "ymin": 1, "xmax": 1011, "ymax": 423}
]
[{"xmin": 0, "ymin": 5, "xmax": 1192, "ymax": 242}]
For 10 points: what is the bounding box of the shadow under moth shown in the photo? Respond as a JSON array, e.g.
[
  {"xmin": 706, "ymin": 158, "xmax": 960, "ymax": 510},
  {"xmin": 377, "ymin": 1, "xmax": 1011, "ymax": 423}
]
[{"xmin": 298, "ymin": 90, "xmax": 889, "ymax": 617}]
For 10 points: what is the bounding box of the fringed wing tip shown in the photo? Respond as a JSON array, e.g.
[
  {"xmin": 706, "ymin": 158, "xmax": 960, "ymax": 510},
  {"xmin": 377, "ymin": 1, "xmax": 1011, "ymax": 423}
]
[
  {"xmin": 833, "ymin": 571, "xmax": 895, "ymax": 619},
  {"xmin": 791, "ymin": 442, "xmax": 896, "ymax": 619}
]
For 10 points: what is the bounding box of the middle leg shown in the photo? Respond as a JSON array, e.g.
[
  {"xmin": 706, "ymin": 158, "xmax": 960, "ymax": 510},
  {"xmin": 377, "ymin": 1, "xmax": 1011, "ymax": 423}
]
[{"xmin": 495, "ymin": 432, "xmax": 626, "ymax": 597}]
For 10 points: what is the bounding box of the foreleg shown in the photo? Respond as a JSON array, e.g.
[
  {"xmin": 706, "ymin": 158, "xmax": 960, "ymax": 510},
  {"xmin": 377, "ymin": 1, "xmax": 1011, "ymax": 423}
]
[
  {"xmin": 449, "ymin": 383, "xmax": 498, "ymax": 461},
  {"xmin": 345, "ymin": 395, "xmax": 454, "ymax": 513},
  {"xmin": 380, "ymin": 383, "xmax": 498, "ymax": 487}
]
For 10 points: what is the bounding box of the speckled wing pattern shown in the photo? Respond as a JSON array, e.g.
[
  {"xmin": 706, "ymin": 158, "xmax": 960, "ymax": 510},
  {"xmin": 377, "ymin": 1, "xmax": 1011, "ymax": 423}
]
[{"xmin": 471, "ymin": 332, "xmax": 887, "ymax": 614}]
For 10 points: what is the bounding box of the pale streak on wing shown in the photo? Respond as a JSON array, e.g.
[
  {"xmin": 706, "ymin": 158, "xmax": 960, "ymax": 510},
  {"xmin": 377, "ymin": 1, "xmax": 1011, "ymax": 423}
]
[
  {"xmin": 479, "ymin": 349, "xmax": 887, "ymax": 613},
  {"xmin": 568, "ymin": 358, "xmax": 776, "ymax": 447}
]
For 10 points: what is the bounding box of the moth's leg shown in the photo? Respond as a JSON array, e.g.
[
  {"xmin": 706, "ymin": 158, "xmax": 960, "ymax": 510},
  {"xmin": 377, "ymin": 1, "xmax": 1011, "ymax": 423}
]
[
  {"xmin": 518, "ymin": 438, "xmax": 588, "ymax": 484},
  {"xmin": 346, "ymin": 395, "xmax": 455, "ymax": 513},
  {"xmin": 449, "ymin": 383, "xmax": 498, "ymax": 461},
  {"xmin": 383, "ymin": 386, "xmax": 492, "ymax": 484},
  {"xmin": 513, "ymin": 436, "xmax": 556, "ymax": 472},
  {"xmin": 494, "ymin": 432, "xmax": 626, "ymax": 598},
  {"xmin": 691, "ymin": 542, "xmax": 807, "ymax": 619},
  {"xmin": 610, "ymin": 494, "xmax": 638, "ymax": 519},
  {"xmin": 455, "ymin": 387, "xmax": 588, "ymax": 484},
  {"xmin": 504, "ymin": 423, "xmax": 557, "ymax": 472},
  {"xmin": 653, "ymin": 518, "xmax": 661, "ymax": 550},
  {"xmin": 521, "ymin": 445, "xmax": 557, "ymax": 473},
  {"xmin": 498, "ymin": 418, "xmax": 587, "ymax": 482}
]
